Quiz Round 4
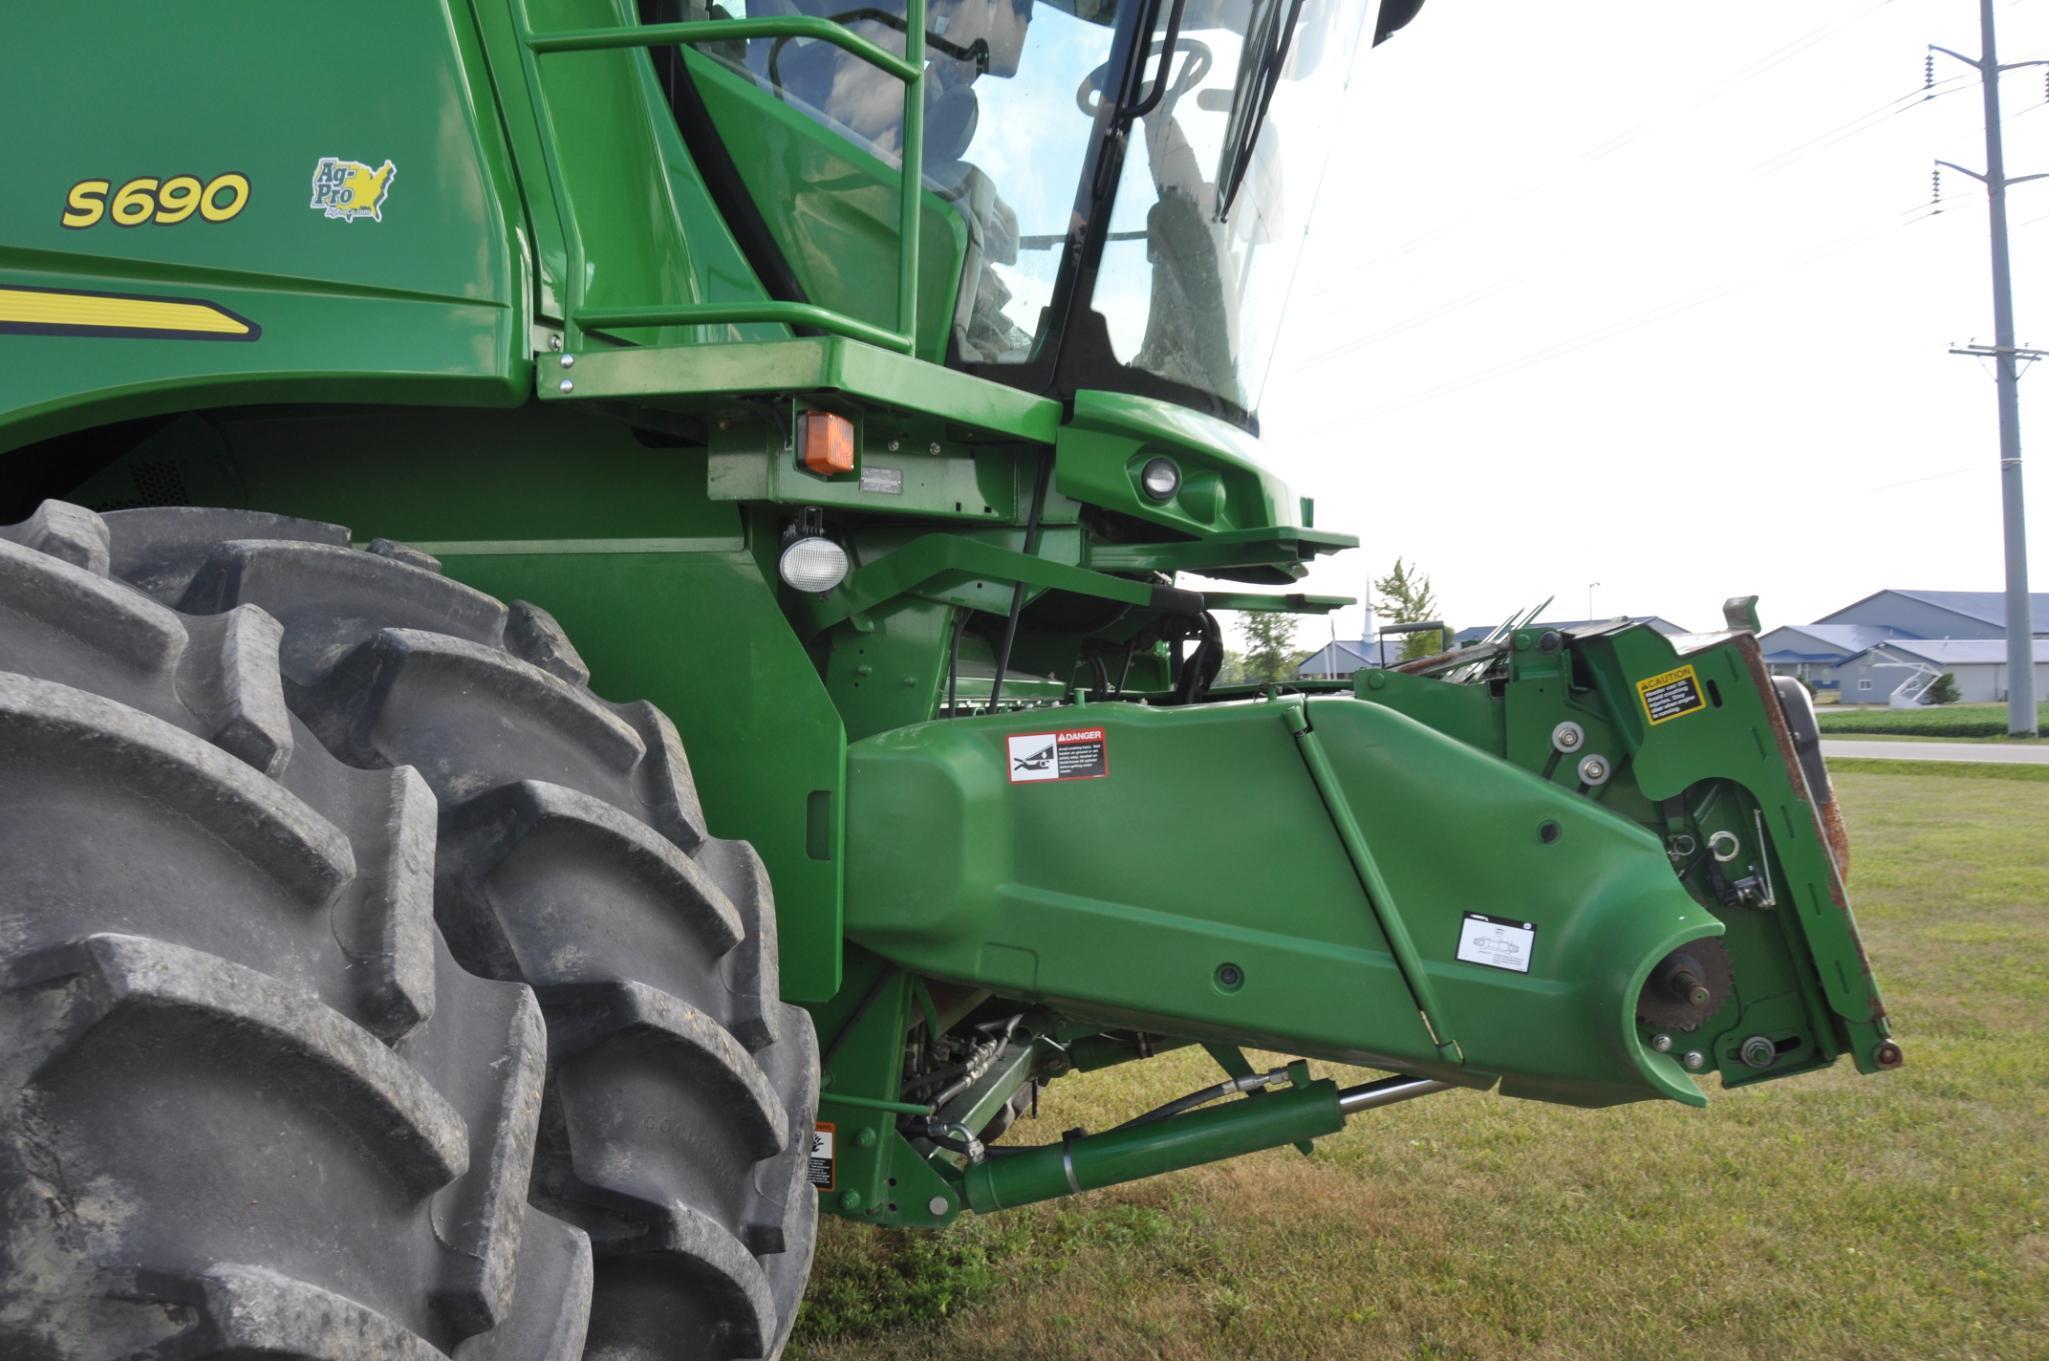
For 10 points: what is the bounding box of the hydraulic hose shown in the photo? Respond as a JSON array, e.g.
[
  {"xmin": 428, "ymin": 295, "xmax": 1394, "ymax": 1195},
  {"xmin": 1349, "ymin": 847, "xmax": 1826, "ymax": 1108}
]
[
  {"xmin": 986, "ymin": 451, "xmax": 1053, "ymax": 711},
  {"xmin": 1107, "ymin": 1068, "xmax": 1287, "ymax": 1131}
]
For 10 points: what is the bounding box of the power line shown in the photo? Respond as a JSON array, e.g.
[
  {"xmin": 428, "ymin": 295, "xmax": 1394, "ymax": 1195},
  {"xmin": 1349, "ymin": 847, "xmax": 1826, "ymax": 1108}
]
[
  {"xmin": 1308, "ymin": 0, "xmax": 1915, "ymax": 293},
  {"xmin": 1294, "ymin": 194, "xmax": 1968, "ymax": 430},
  {"xmin": 1859, "ymin": 463, "xmax": 1989, "ymax": 493},
  {"xmin": 1281, "ymin": 179, "xmax": 1977, "ymax": 372},
  {"xmin": 1751, "ymin": 75, "xmax": 1973, "ymax": 176},
  {"xmin": 1293, "ymin": 78, "xmax": 1973, "ymax": 368},
  {"xmin": 1294, "ymin": 188, "xmax": 1950, "ymax": 375},
  {"xmin": 1280, "ymin": 8, "xmax": 2038, "ymax": 431},
  {"xmin": 1591, "ymin": 0, "xmax": 1901, "ymax": 163},
  {"xmin": 1294, "ymin": 277, "xmax": 1523, "ymax": 370}
]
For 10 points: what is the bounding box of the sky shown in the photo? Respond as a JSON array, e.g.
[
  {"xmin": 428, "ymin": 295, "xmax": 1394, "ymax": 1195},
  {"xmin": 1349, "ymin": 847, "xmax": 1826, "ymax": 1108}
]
[{"xmin": 1246, "ymin": 0, "xmax": 2049, "ymax": 646}]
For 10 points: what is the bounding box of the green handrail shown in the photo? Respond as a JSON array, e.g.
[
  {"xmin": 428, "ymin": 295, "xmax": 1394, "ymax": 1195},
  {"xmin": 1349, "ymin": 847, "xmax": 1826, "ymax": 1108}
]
[
  {"xmin": 529, "ymin": 17, "xmax": 920, "ymax": 77},
  {"xmin": 521, "ymin": 3, "xmax": 927, "ymax": 360},
  {"xmin": 575, "ymin": 301, "xmax": 909, "ymax": 353}
]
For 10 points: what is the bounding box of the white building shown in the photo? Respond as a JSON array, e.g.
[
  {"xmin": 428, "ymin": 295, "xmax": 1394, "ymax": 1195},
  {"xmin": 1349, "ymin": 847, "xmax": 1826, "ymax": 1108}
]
[
  {"xmin": 1834, "ymin": 638, "xmax": 2049, "ymax": 706},
  {"xmin": 1760, "ymin": 589, "xmax": 2049, "ymax": 693}
]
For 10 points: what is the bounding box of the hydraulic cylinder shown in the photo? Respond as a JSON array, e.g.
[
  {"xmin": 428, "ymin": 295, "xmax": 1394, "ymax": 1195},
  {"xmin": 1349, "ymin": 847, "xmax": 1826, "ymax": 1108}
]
[{"xmin": 960, "ymin": 1075, "xmax": 1447, "ymax": 1212}]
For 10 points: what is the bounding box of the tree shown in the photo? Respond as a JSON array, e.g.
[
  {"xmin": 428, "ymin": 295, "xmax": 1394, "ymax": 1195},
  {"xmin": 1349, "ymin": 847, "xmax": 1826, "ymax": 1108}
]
[
  {"xmin": 1925, "ymin": 671, "xmax": 1961, "ymax": 706},
  {"xmin": 1237, "ymin": 612, "xmax": 1300, "ymax": 684},
  {"xmin": 1373, "ymin": 557, "xmax": 1443, "ymax": 660}
]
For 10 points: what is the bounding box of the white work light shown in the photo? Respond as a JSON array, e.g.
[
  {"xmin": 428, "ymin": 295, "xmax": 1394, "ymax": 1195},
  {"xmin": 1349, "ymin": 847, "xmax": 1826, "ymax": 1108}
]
[
  {"xmin": 778, "ymin": 537, "xmax": 850, "ymax": 593},
  {"xmin": 1139, "ymin": 457, "xmax": 1181, "ymax": 501}
]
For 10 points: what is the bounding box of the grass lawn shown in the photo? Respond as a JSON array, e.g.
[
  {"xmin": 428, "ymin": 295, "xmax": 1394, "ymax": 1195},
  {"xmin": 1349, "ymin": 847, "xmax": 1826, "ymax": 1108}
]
[
  {"xmin": 1818, "ymin": 701, "xmax": 2047, "ymax": 740},
  {"xmin": 1827, "ymin": 757, "xmax": 2049, "ymax": 785},
  {"xmin": 787, "ymin": 770, "xmax": 2049, "ymax": 1361}
]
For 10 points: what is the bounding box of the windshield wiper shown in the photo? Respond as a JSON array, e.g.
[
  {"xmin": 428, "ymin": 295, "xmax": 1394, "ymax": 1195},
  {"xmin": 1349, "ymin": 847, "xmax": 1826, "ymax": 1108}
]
[
  {"xmin": 1212, "ymin": 0, "xmax": 1306, "ymax": 223},
  {"xmin": 1122, "ymin": 0, "xmax": 1191, "ymax": 120}
]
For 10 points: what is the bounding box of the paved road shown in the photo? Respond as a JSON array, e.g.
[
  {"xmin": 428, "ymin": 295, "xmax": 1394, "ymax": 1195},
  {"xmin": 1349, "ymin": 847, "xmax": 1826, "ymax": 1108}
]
[{"xmin": 1821, "ymin": 739, "xmax": 2049, "ymax": 765}]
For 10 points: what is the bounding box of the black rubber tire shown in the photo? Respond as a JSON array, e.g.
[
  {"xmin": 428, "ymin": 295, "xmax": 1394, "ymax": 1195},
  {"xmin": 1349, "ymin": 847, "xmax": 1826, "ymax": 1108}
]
[{"xmin": 0, "ymin": 501, "xmax": 818, "ymax": 1361}]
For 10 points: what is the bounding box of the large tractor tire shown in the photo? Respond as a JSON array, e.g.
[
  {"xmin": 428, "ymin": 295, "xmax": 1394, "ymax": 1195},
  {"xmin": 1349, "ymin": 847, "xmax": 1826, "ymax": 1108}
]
[{"xmin": 0, "ymin": 500, "xmax": 818, "ymax": 1361}]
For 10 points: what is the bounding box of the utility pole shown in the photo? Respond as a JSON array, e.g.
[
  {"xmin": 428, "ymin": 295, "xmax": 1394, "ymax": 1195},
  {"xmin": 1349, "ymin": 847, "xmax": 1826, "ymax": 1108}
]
[
  {"xmin": 1933, "ymin": 0, "xmax": 2048, "ymax": 737},
  {"xmin": 1363, "ymin": 568, "xmax": 1378, "ymax": 667}
]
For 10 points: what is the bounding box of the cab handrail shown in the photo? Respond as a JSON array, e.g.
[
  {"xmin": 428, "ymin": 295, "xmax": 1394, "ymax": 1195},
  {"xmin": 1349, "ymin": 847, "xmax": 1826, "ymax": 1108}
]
[{"xmin": 519, "ymin": 5, "xmax": 926, "ymax": 357}]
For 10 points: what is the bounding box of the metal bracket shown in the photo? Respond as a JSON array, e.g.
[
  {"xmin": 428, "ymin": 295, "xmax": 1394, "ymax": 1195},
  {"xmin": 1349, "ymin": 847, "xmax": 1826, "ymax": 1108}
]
[
  {"xmin": 799, "ymin": 533, "xmax": 1169, "ymax": 637},
  {"xmin": 1281, "ymin": 701, "xmax": 1464, "ymax": 1065}
]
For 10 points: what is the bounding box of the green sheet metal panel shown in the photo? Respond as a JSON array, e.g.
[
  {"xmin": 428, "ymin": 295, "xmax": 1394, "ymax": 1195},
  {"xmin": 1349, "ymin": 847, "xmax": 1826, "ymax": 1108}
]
[
  {"xmin": 844, "ymin": 695, "xmax": 1719, "ymax": 1107},
  {"xmin": 0, "ymin": 0, "xmax": 528, "ymax": 451},
  {"xmin": 446, "ymin": 546, "xmax": 848, "ymax": 1002},
  {"xmin": 1057, "ymin": 389, "xmax": 1308, "ymax": 540},
  {"xmin": 1576, "ymin": 626, "xmax": 1891, "ymax": 1072},
  {"xmin": 551, "ymin": 335, "xmax": 1061, "ymax": 441}
]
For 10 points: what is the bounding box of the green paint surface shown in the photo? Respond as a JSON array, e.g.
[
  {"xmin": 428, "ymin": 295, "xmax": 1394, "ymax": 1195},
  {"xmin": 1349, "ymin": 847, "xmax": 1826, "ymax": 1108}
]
[{"xmin": 0, "ymin": 0, "xmax": 1895, "ymax": 1232}]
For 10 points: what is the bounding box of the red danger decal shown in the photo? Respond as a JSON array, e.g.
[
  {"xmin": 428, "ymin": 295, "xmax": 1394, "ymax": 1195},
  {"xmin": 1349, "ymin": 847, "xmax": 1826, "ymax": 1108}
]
[{"xmin": 1007, "ymin": 728, "xmax": 1110, "ymax": 782}]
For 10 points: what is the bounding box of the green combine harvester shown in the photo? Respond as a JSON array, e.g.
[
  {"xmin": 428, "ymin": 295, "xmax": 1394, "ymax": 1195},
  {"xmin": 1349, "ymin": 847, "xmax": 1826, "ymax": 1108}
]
[{"xmin": 0, "ymin": 1, "xmax": 1895, "ymax": 1356}]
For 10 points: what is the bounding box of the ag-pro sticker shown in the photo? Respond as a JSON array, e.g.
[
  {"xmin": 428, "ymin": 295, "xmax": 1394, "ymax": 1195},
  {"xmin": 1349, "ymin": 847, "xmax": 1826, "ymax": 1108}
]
[
  {"xmin": 1636, "ymin": 664, "xmax": 1707, "ymax": 725},
  {"xmin": 310, "ymin": 156, "xmax": 396, "ymax": 222},
  {"xmin": 1007, "ymin": 727, "xmax": 1109, "ymax": 783}
]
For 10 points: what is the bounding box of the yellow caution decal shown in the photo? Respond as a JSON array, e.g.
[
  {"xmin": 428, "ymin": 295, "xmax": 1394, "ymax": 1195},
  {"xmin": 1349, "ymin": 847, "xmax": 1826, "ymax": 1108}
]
[
  {"xmin": 0, "ymin": 285, "xmax": 258, "ymax": 341},
  {"xmin": 1637, "ymin": 664, "xmax": 1708, "ymax": 726}
]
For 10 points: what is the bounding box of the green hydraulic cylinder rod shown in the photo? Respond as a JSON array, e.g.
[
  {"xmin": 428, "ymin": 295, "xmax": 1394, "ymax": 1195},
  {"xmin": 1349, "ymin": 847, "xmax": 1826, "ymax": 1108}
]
[{"xmin": 961, "ymin": 1075, "xmax": 1448, "ymax": 1212}]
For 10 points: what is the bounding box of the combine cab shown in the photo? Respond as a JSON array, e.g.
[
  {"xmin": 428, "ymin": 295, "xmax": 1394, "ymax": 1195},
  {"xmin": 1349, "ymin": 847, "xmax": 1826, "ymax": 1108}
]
[{"xmin": 0, "ymin": 1, "xmax": 1890, "ymax": 1357}]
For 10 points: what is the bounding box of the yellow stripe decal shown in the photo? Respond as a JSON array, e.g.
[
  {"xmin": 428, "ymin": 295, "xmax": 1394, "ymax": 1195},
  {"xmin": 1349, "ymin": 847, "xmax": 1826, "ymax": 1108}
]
[{"xmin": 0, "ymin": 286, "xmax": 256, "ymax": 340}]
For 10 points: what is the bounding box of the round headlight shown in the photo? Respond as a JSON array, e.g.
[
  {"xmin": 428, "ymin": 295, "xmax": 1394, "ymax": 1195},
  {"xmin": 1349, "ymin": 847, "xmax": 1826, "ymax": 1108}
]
[
  {"xmin": 1139, "ymin": 456, "xmax": 1181, "ymax": 502},
  {"xmin": 778, "ymin": 536, "xmax": 850, "ymax": 593}
]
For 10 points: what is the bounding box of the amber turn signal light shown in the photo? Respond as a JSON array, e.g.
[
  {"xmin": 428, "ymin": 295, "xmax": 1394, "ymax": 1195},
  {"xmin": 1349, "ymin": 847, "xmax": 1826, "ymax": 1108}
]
[{"xmin": 802, "ymin": 411, "xmax": 856, "ymax": 476}]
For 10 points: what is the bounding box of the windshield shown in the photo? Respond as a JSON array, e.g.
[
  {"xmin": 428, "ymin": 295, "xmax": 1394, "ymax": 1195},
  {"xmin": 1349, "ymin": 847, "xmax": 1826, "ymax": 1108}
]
[
  {"xmin": 699, "ymin": 0, "xmax": 1381, "ymax": 424},
  {"xmin": 969, "ymin": 0, "xmax": 1384, "ymax": 421}
]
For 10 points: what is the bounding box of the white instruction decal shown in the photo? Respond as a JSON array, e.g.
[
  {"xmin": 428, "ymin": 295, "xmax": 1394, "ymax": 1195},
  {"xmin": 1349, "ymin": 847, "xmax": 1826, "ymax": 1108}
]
[
  {"xmin": 1007, "ymin": 727, "xmax": 1109, "ymax": 783},
  {"xmin": 1456, "ymin": 912, "xmax": 1535, "ymax": 974},
  {"xmin": 808, "ymin": 1123, "xmax": 836, "ymax": 1190}
]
